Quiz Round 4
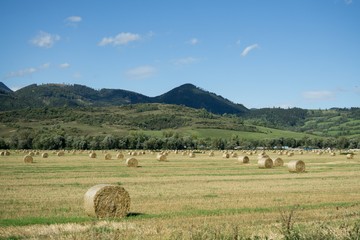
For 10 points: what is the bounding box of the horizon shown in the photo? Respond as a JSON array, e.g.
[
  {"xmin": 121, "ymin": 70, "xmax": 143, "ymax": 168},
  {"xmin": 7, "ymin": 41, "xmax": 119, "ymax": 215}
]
[{"xmin": 1, "ymin": 0, "xmax": 359, "ymax": 109}]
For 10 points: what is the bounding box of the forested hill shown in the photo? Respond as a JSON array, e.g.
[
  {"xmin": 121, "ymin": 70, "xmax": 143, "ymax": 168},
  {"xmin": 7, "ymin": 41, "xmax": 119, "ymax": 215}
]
[
  {"xmin": 0, "ymin": 82, "xmax": 248, "ymax": 115},
  {"xmin": 244, "ymin": 107, "xmax": 360, "ymax": 137}
]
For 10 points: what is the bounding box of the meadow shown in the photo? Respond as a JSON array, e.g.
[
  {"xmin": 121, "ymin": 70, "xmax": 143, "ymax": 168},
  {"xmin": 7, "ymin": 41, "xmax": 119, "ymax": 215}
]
[{"xmin": 0, "ymin": 149, "xmax": 359, "ymax": 239}]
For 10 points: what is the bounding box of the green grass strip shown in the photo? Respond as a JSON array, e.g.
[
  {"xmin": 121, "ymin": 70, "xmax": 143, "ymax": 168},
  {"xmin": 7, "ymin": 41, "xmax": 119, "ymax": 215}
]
[{"xmin": 1, "ymin": 201, "xmax": 359, "ymax": 227}]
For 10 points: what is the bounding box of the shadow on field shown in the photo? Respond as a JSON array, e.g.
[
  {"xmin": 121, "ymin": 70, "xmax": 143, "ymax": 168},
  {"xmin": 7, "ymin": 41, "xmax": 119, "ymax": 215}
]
[{"xmin": 127, "ymin": 212, "xmax": 145, "ymax": 217}]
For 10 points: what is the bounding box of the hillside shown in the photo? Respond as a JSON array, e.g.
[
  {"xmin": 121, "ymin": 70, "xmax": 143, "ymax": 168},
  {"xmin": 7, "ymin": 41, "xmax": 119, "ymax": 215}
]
[
  {"xmin": 0, "ymin": 103, "xmax": 359, "ymax": 150},
  {"xmin": 0, "ymin": 82, "xmax": 248, "ymax": 114}
]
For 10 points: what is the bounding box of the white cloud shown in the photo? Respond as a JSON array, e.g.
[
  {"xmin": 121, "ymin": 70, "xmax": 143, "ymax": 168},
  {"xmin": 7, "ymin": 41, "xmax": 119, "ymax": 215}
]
[
  {"xmin": 125, "ymin": 65, "xmax": 156, "ymax": 80},
  {"xmin": 241, "ymin": 44, "xmax": 259, "ymax": 57},
  {"xmin": 4, "ymin": 63, "xmax": 50, "ymax": 79},
  {"xmin": 65, "ymin": 16, "xmax": 82, "ymax": 23},
  {"xmin": 187, "ymin": 38, "xmax": 199, "ymax": 45},
  {"xmin": 31, "ymin": 31, "xmax": 60, "ymax": 48},
  {"xmin": 98, "ymin": 32, "xmax": 141, "ymax": 46},
  {"xmin": 302, "ymin": 90, "xmax": 336, "ymax": 101},
  {"xmin": 59, "ymin": 63, "xmax": 70, "ymax": 69},
  {"xmin": 39, "ymin": 63, "xmax": 50, "ymax": 69},
  {"xmin": 173, "ymin": 57, "xmax": 199, "ymax": 66},
  {"xmin": 65, "ymin": 16, "xmax": 82, "ymax": 27}
]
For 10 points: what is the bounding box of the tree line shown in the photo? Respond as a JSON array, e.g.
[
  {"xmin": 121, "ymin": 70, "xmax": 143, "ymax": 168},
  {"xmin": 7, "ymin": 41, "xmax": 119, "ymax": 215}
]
[{"xmin": 0, "ymin": 130, "xmax": 359, "ymax": 150}]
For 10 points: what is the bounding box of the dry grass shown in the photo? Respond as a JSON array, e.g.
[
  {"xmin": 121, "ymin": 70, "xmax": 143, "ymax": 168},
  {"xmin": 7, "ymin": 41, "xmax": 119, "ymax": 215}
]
[{"xmin": 0, "ymin": 150, "xmax": 359, "ymax": 239}]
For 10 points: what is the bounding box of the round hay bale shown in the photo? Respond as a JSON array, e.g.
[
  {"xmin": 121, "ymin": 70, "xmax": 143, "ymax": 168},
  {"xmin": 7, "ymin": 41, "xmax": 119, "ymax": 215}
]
[
  {"xmin": 330, "ymin": 152, "xmax": 336, "ymax": 156},
  {"xmin": 222, "ymin": 153, "xmax": 230, "ymax": 158},
  {"xmin": 157, "ymin": 154, "xmax": 167, "ymax": 161},
  {"xmin": 89, "ymin": 152, "xmax": 97, "ymax": 158},
  {"xmin": 346, "ymin": 154, "xmax": 353, "ymax": 159},
  {"xmin": 23, "ymin": 155, "xmax": 33, "ymax": 163},
  {"xmin": 238, "ymin": 156, "xmax": 250, "ymax": 164},
  {"xmin": 104, "ymin": 153, "xmax": 112, "ymax": 160},
  {"xmin": 57, "ymin": 151, "xmax": 65, "ymax": 157},
  {"xmin": 258, "ymin": 157, "xmax": 273, "ymax": 169},
  {"xmin": 29, "ymin": 152, "xmax": 35, "ymax": 156},
  {"xmin": 208, "ymin": 151, "xmax": 215, "ymax": 157},
  {"xmin": 288, "ymin": 160, "xmax": 306, "ymax": 173},
  {"xmin": 189, "ymin": 152, "xmax": 195, "ymax": 158},
  {"xmin": 42, "ymin": 152, "xmax": 49, "ymax": 158},
  {"xmin": 287, "ymin": 152, "xmax": 294, "ymax": 157},
  {"xmin": 5, "ymin": 151, "xmax": 11, "ymax": 156},
  {"xmin": 273, "ymin": 157, "xmax": 284, "ymax": 167},
  {"xmin": 116, "ymin": 153, "xmax": 124, "ymax": 159},
  {"xmin": 84, "ymin": 184, "xmax": 130, "ymax": 218},
  {"xmin": 126, "ymin": 158, "xmax": 138, "ymax": 167},
  {"xmin": 231, "ymin": 152, "xmax": 238, "ymax": 158}
]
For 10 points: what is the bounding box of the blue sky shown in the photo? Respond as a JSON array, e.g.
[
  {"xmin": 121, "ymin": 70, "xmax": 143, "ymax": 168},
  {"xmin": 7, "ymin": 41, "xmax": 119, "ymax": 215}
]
[{"xmin": 1, "ymin": 0, "xmax": 359, "ymax": 109}]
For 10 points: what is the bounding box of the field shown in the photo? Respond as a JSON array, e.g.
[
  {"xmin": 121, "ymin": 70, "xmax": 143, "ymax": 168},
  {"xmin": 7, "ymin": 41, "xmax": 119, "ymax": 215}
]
[{"xmin": 1, "ymin": 150, "xmax": 360, "ymax": 239}]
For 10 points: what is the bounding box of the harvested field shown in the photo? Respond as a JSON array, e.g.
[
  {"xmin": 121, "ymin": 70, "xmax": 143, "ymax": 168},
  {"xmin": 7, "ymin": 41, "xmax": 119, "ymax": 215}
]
[{"xmin": 0, "ymin": 150, "xmax": 359, "ymax": 239}]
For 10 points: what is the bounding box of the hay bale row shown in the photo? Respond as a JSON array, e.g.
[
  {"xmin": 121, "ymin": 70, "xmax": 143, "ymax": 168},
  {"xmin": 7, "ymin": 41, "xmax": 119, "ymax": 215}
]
[
  {"xmin": 84, "ymin": 184, "xmax": 130, "ymax": 218},
  {"xmin": 0, "ymin": 151, "xmax": 10, "ymax": 156}
]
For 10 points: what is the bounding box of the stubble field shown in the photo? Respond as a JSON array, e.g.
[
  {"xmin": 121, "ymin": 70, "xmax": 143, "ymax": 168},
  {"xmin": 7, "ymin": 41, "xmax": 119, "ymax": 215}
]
[{"xmin": 0, "ymin": 149, "xmax": 359, "ymax": 239}]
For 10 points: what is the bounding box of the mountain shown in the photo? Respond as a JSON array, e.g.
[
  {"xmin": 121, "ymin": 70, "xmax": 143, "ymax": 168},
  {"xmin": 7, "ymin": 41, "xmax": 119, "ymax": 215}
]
[
  {"xmin": 154, "ymin": 83, "xmax": 248, "ymax": 114},
  {"xmin": 0, "ymin": 82, "xmax": 248, "ymax": 114},
  {"xmin": 0, "ymin": 82, "xmax": 13, "ymax": 94}
]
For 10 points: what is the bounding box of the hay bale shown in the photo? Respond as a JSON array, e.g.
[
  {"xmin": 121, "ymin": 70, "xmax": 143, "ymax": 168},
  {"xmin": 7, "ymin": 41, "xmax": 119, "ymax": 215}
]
[
  {"xmin": 258, "ymin": 157, "xmax": 273, "ymax": 169},
  {"xmin": 238, "ymin": 156, "xmax": 250, "ymax": 164},
  {"xmin": 273, "ymin": 157, "xmax": 284, "ymax": 167},
  {"xmin": 208, "ymin": 151, "xmax": 215, "ymax": 157},
  {"xmin": 84, "ymin": 184, "xmax": 130, "ymax": 218},
  {"xmin": 189, "ymin": 152, "xmax": 195, "ymax": 158},
  {"xmin": 346, "ymin": 154, "xmax": 353, "ymax": 159},
  {"xmin": 231, "ymin": 152, "xmax": 238, "ymax": 158},
  {"xmin": 5, "ymin": 151, "xmax": 10, "ymax": 156},
  {"xmin": 287, "ymin": 152, "xmax": 294, "ymax": 157},
  {"xmin": 23, "ymin": 155, "xmax": 33, "ymax": 163},
  {"xmin": 126, "ymin": 158, "xmax": 138, "ymax": 167},
  {"xmin": 42, "ymin": 152, "xmax": 49, "ymax": 158},
  {"xmin": 288, "ymin": 160, "xmax": 306, "ymax": 173},
  {"xmin": 330, "ymin": 152, "xmax": 336, "ymax": 156},
  {"xmin": 157, "ymin": 154, "xmax": 167, "ymax": 161},
  {"xmin": 222, "ymin": 153, "xmax": 230, "ymax": 158},
  {"xmin": 104, "ymin": 153, "xmax": 112, "ymax": 160},
  {"xmin": 89, "ymin": 152, "xmax": 97, "ymax": 158},
  {"xmin": 57, "ymin": 151, "xmax": 65, "ymax": 157},
  {"xmin": 116, "ymin": 153, "xmax": 124, "ymax": 159}
]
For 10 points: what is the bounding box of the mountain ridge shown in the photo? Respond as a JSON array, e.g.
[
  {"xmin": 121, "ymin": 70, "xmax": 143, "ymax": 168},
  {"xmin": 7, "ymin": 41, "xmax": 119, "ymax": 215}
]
[{"xmin": 0, "ymin": 82, "xmax": 248, "ymax": 114}]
